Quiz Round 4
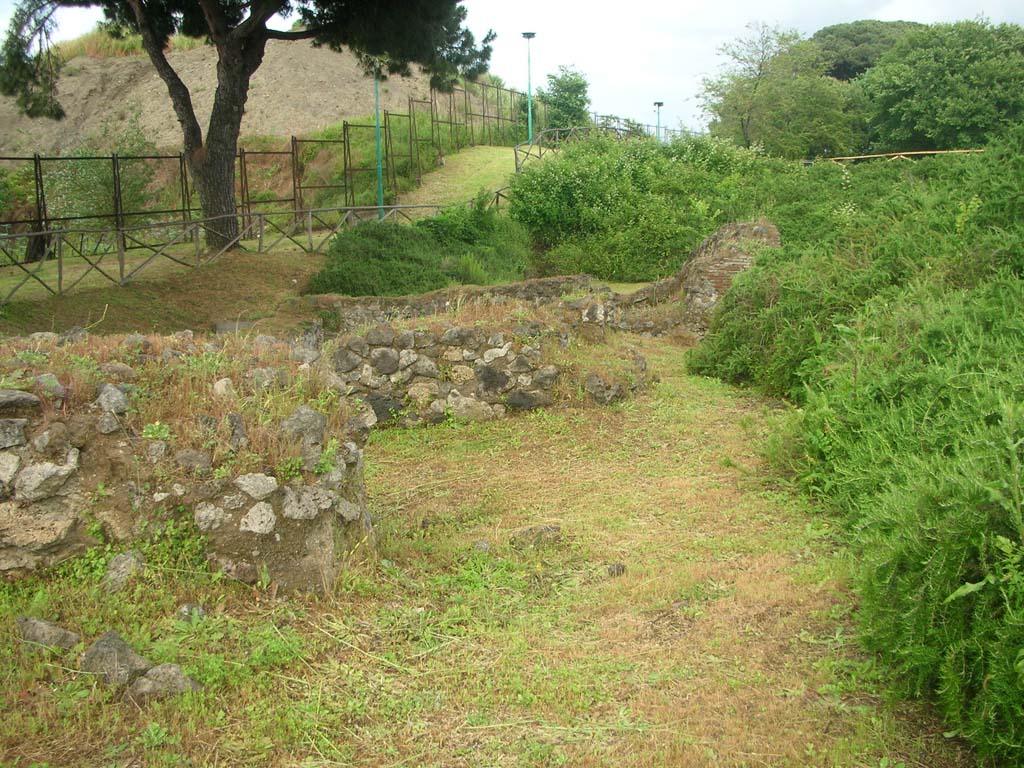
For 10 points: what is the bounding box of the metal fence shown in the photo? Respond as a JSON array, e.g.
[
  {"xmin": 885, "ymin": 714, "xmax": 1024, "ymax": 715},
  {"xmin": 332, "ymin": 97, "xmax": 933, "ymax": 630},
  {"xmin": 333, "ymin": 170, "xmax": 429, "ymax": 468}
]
[
  {"xmin": 0, "ymin": 80, "xmax": 540, "ymax": 246},
  {"xmin": 0, "ymin": 77, "xmax": 693, "ymax": 305},
  {"xmin": 0, "ymin": 185, "xmax": 521, "ymax": 306}
]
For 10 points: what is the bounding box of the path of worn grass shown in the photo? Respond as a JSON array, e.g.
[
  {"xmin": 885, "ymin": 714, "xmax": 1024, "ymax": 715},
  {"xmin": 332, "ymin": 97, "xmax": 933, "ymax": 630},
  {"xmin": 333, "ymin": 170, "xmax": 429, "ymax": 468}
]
[
  {"xmin": 0, "ymin": 338, "xmax": 970, "ymax": 767},
  {"xmin": 399, "ymin": 145, "xmax": 516, "ymax": 211}
]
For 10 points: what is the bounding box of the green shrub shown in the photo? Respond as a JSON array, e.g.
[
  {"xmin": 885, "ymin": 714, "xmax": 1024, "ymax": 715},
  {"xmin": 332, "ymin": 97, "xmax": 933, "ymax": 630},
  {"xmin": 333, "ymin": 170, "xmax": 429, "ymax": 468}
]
[
  {"xmin": 508, "ymin": 134, "xmax": 748, "ymax": 280},
  {"xmin": 688, "ymin": 125, "xmax": 1024, "ymax": 759},
  {"xmin": 307, "ymin": 199, "xmax": 530, "ymax": 296},
  {"xmin": 307, "ymin": 222, "xmax": 450, "ymax": 296},
  {"xmin": 796, "ymin": 278, "xmax": 1024, "ymax": 760}
]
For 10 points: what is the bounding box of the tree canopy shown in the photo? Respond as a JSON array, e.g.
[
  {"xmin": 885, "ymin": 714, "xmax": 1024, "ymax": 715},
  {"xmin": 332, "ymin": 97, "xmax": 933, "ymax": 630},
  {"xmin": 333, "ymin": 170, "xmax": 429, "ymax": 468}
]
[
  {"xmin": 810, "ymin": 20, "xmax": 923, "ymax": 81},
  {"xmin": 702, "ymin": 23, "xmax": 866, "ymax": 159},
  {"xmin": 537, "ymin": 65, "xmax": 591, "ymax": 129},
  {"xmin": 859, "ymin": 20, "xmax": 1024, "ymax": 150},
  {"xmin": 703, "ymin": 18, "xmax": 1024, "ymax": 158}
]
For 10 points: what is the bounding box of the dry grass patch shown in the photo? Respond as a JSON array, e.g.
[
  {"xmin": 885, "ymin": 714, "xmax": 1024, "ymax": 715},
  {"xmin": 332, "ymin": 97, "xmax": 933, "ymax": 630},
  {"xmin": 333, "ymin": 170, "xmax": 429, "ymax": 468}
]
[{"xmin": 0, "ymin": 248, "xmax": 323, "ymax": 336}]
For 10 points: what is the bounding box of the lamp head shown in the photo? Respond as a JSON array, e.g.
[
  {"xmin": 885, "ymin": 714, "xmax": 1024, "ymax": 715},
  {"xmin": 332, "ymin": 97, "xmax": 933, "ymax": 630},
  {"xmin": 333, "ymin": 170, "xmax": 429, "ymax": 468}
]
[
  {"xmin": 522, "ymin": 32, "xmax": 536, "ymax": 39},
  {"xmin": 654, "ymin": 101, "xmax": 664, "ymax": 108}
]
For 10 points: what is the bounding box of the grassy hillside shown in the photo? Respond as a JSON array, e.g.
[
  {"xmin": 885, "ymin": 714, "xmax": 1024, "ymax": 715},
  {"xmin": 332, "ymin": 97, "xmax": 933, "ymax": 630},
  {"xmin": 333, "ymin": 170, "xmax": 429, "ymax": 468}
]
[{"xmin": 398, "ymin": 145, "xmax": 515, "ymax": 210}]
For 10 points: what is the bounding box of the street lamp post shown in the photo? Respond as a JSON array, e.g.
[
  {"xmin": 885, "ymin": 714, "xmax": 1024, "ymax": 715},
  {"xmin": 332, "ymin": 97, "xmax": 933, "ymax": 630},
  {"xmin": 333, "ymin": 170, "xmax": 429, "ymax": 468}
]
[
  {"xmin": 654, "ymin": 101, "xmax": 664, "ymax": 142},
  {"xmin": 522, "ymin": 32, "xmax": 536, "ymax": 143}
]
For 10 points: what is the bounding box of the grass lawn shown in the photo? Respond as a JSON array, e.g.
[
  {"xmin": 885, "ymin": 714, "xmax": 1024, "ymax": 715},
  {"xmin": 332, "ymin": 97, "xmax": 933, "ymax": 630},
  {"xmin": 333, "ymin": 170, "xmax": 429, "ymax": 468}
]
[
  {"xmin": 398, "ymin": 146, "xmax": 517, "ymax": 212},
  {"xmin": 0, "ymin": 337, "xmax": 971, "ymax": 767},
  {"xmin": 0, "ymin": 248, "xmax": 323, "ymax": 336}
]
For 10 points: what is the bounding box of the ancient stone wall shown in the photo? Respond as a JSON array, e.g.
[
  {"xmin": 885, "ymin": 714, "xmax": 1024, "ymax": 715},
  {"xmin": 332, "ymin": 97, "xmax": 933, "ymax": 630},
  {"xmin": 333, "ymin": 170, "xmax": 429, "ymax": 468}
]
[
  {"xmin": 328, "ymin": 323, "xmax": 567, "ymax": 425},
  {"xmin": 569, "ymin": 220, "xmax": 781, "ymax": 336},
  {"xmin": 303, "ymin": 221, "xmax": 778, "ymax": 341},
  {"xmin": 2, "ymin": 221, "xmax": 771, "ymax": 590},
  {"xmin": 301, "ymin": 274, "xmax": 593, "ymax": 332},
  {"xmin": 0, "ymin": 363, "xmax": 371, "ymax": 592}
]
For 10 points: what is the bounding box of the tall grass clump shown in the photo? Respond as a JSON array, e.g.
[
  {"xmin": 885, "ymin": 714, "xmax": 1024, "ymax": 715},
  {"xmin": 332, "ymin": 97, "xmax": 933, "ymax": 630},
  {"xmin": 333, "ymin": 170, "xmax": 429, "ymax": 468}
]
[
  {"xmin": 56, "ymin": 26, "xmax": 204, "ymax": 59},
  {"xmin": 306, "ymin": 194, "xmax": 529, "ymax": 296},
  {"xmin": 691, "ymin": 125, "xmax": 1024, "ymax": 759},
  {"xmin": 505, "ymin": 132, "xmax": 976, "ymax": 283}
]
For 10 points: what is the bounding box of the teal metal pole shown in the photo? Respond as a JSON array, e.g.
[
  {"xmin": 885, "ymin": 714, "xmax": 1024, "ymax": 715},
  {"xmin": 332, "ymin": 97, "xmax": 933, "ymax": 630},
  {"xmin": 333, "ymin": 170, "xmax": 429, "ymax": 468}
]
[
  {"xmin": 527, "ymin": 41, "xmax": 533, "ymax": 142},
  {"xmin": 523, "ymin": 32, "xmax": 536, "ymax": 143},
  {"xmin": 375, "ymin": 65, "xmax": 384, "ymax": 219}
]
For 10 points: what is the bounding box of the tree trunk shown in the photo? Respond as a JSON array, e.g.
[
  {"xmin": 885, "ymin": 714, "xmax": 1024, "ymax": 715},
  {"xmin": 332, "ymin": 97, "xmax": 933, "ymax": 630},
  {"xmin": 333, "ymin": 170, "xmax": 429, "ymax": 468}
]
[
  {"xmin": 187, "ymin": 133, "xmax": 240, "ymax": 248},
  {"xmin": 187, "ymin": 36, "xmax": 267, "ymax": 249},
  {"xmin": 23, "ymin": 221, "xmax": 50, "ymax": 264},
  {"xmin": 128, "ymin": 0, "xmax": 268, "ymax": 250}
]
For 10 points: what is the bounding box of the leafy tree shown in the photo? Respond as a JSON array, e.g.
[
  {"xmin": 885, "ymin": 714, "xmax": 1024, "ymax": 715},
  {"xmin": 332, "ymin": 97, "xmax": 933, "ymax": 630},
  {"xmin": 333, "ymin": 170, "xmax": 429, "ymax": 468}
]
[
  {"xmin": 536, "ymin": 65, "xmax": 590, "ymax": 129},
  {"xmin": 859, "ymin": 20, "xmax": 1024, "ymax": 151},
  {"xmin": 810, "ymin": 20, "xmax": 923, "ymax": 81},
  {"xmin": 0, "ymin": 1, "xmax": 493, "ymax": 246},
  {"xmin": 703, "ymin": 24, "xmax": 866, "ymax": 158},
  {"xmin": 702, "ymin": 23, "xmax": 801, "ymax": 148}
]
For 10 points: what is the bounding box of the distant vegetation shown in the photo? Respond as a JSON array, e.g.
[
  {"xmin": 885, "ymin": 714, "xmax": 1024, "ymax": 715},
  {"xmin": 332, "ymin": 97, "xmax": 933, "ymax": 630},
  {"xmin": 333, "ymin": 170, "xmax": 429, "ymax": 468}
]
[
  {"xmin": 508, "ymin": 132, "xmax": 869, "ymax": 281},
  {"xmin": 55, "ymin": 27, "xmax": 204, "ymax": 59},
  {"xmin": 306, "ymin": 194, "xmax": 529, "ymax": 296},
  {"xmin": 703, "ymin": 19, "xmax": 1024, "ymax": 158}
]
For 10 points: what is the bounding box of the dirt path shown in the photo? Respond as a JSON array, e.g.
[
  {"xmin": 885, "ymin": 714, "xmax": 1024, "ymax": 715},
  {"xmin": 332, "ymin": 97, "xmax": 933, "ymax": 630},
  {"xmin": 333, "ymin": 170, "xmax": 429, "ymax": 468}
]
[{"xmin": 359, "ymin": 337, "xmax": 970, "ymax": 767}]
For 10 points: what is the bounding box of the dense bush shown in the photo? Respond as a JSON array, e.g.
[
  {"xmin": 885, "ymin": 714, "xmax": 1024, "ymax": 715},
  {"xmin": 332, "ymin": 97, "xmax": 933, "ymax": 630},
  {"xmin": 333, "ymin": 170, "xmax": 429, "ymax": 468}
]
[
  {"xmin": 506, "ymin": 132, "xmax": 988, "ymax": 285},
  {"xmin": 688, "ymin": 152, "xmax": 985, "ymax": 398},
  {"xmin": 801, "ymin": 279, "xmax": 1024, "ymax": 760},
  {"xmin": 307, "ymin": 196, "xmax": 529, "ymax": 296},
  {"xmin": 306, "ymin": 223, "xmax": 450, "ymax": 296},
  {"xmin": 508, "ymin": 135, "xmax": 770, "ymax": 281},
  {"xmin": 691, "ymin": 125, "xmax": 1024, "ymax": 759}
]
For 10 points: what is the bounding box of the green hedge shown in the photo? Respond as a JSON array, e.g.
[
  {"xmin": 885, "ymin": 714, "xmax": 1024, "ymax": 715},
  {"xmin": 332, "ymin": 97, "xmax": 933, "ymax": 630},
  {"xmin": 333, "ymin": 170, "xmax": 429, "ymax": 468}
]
[
  {"xmin": 690, "ymin": 125, "xmax": 1024, "ymax": 760},
  {"xmin": 307, "ymin": 196, "xmax": 529, "ymax": 296}
]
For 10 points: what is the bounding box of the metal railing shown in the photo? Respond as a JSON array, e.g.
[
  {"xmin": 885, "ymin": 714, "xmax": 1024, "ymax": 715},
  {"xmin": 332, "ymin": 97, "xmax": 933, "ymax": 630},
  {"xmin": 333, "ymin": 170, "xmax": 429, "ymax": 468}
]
[
  {"xmin": 0, "ymin": 202, "xmax": 454, "ymax": 305},
  {"xmin": 514, "ymin": 127, "xmax": 585, "ymax": 172}
]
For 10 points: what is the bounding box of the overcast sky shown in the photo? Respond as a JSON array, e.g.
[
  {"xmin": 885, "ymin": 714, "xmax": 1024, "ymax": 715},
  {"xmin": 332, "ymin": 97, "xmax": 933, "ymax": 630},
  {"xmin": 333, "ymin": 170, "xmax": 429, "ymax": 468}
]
[{"xmin": 1, "ymin": 0, "xmax": 1022, "ymax": 131}]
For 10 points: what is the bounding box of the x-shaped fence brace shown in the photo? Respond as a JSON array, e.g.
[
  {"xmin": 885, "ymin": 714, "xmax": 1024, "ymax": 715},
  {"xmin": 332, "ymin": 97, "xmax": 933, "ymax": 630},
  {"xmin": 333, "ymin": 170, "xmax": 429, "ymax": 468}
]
[{"xmin": 1, "ymin": 199, "xmax": 484, "ymax": 306}]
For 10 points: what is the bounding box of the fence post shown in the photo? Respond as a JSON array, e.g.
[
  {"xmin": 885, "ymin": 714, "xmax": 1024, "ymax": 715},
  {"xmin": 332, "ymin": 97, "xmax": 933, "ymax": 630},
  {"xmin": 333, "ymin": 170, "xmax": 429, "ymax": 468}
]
[
  {"xmin": 343, "ymin": 122, "xmax": 354, "ymax": 207},
  {"xmin": 112, "ymin": 152, "xmax": 126, "ymax": 282},
  {"xmin": 25, "ymin": 154, "xmax": 50, "ymax": 265},
  {"xmin": 257, "ymin": 214, "xmax": 264, "ymax": 253},
  {"xmin": 238, "ymin": 148, "xmax": 250, "ymax": 230},
  {"xmin": 57, "ymin": 236, "xmax": 63, "ymax": 294},
  {"xmin": 383, "ymin": 111, "xmax": 394, "ymax": 198},
  {"xmin": 306, "ymin": 209, "xmax": 314, "ymax": 251},
  {"xmin": 408, "ymin": 99, "xmax": 420, "ymax": 185},
  {"xmin": 178, "ymin": 153, "xmax": 192, "ymax": 238},
  {"xmin": 290, "ymin": 135, "xmax": 302, "ymax": 227}
]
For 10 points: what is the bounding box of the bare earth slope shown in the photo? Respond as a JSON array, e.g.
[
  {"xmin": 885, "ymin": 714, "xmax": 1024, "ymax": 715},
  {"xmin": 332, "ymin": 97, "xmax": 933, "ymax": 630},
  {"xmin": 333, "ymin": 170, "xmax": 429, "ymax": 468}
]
[{"xmin": 0, "ymin": 41, "xmax": 434, "ymax": 154}]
